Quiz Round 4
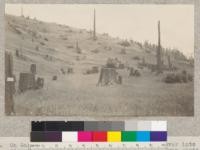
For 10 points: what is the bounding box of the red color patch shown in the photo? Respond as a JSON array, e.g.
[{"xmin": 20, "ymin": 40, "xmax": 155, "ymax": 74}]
[{"xmin": 92, "ymin": 131, "xmax": 107, "ymax": 142}]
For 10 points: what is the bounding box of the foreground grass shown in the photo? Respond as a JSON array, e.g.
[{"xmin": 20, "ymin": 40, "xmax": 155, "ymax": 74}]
[{"xmin": 14, "ymin": 70, "xmax": 194, "ymax": 116}]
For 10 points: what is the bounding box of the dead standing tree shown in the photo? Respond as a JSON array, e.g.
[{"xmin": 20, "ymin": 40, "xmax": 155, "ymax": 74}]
[
  {"xmin": 156, "ymin": 21, "xmax": 163, "ymax": 74},
  {"xmin": 93, "ymin": 9, "xmax": 97, "ymax": 40},
  {"xmin": 5, "ymin": 52, "xmax": 16, "ymax": 115}
]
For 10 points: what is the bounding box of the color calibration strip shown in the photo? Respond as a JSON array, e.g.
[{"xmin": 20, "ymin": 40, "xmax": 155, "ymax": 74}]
[{"xmin": 31, "ymin": 121, "xmax": 167, "ymax": 142}]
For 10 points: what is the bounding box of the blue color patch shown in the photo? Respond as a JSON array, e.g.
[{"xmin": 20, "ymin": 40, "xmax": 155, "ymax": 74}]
[{"xmin": 136, "ymin": 131, "xmax": 150, "ymax": 141}]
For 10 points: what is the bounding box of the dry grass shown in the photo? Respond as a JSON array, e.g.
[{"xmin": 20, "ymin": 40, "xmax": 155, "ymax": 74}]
[{"xmin": 14, "ymin": 70, "xmax": 193, "ymax": 116}]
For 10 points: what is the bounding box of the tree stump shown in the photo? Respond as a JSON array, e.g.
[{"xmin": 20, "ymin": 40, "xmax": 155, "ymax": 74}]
[
  {"xmin": 97, "ymin": 67, "xmax": 118, "ymax": 86},
  {"xmin": 30, "ymin": 64, "xmax": 37, "ymax": 74},
  {"xmin": 18, "ymin": 73, "xmax": 36, "ymax": 92},
  {"xmin": 52, "ymin": 76, "xmax": 57, "ymax": 81},
  {"xmin": 36, "ymin": 77, "xmax": 44, "ymax": 89}
]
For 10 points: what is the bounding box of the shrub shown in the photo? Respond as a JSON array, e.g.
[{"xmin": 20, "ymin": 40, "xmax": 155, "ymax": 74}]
[
  {"xmin": 84, "ymin": 67, "xmax": 99, "ymax": 75},
  {"xmin": 40, "ymin": 41, "xmax": 45, "ymax": 46},
  {"xmin": 133, "ymin": 56, "xmax": 140, "ymax": 60},
  {"xmin": 164, "ymin": 71, "xmax": 193, "ymax": 83},
  {"xmin": 35, "ymin": 45, "xmax": 39, "ymax": 51},
  {"xmin": 13, "ymin": 26, "xmax": 22, "ymax": 35},
  {"xmin": 145, "ymin": 50, "xmax": 151, "ymax": 53},
  {"xmin": 91, "ymin": 49, "xmax": 99, "ymax": 53},
  {"xmin": 42, "ymin": 28, "xmax": 48, "ymax": 33},
  {"xmin": 52, "ymin": 76, "xmax": 57, "ymax": 80},
  {"xmin": 188, "ymin": 74, "xmax": 193, "ymax": 81},
  {"xmin": 32, "ymin": 31, "xmax": 37, "ymax": 38},
  {"xmin": 118, "ymin": 40, "xmax": 131, "ymax": 47},
  {"xmin": 120, "ymin": 49, "xmax": 126, "ymax": 54},
  {"xmin": 103, "ymin": 33, "xmax": 109, "ymax": 36},
  {"xmin": 118, "ymin": 63, "xmax": 125, "ymax": 69},
  {"xmin": 67, "ymin": 45, "xmax": 74, "ymax": 49},
  {"xmin": 129, "ymin": 68, "xmax": 141, "ymax": 77},
  {"xmin": 15, "ymin": 49, "xmax": 19, "ymax": 57},
  {"xmin": 106, "ymin": 59, "xmax": 116, "ymax": 68},
  {"xmin": 164, "ymin": 73, "xmax": 177, "ymax": 83},
  {"xmin": 134, "ymin": 70, "xmax": 141, "ymax": 77},
  {"xmin": 62, "ymin": 37, "xmax": 68, "ymax": 40}
]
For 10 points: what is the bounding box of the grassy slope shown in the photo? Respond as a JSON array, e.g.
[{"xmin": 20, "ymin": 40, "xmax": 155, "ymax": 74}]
[{"xmin": 5, "ymin": 15, "xmax": 194, "ymax": 116}]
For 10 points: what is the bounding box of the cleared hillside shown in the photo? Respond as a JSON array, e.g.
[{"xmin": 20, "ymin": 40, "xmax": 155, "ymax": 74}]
[{"xmin": 5, "ymin": 15, "xmax": 194, "ymax": 116}]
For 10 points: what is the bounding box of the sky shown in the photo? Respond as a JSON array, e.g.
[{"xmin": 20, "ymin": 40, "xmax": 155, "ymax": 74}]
[{"xmin": 5, "ymin": 4, "xmax": 194, "ymax": 57}]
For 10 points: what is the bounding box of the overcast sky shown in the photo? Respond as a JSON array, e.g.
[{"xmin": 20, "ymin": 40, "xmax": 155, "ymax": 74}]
[{"xmin": 5, "ymin": 4, "xmax": 194, "ymax": 57}]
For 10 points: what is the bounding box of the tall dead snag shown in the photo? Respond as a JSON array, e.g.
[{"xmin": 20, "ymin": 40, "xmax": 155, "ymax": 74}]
[
  {"xmin": 156, "ymin": 20, "xmax": 162, "ymax": 73},
  {"xmin": 93, "ymin": 9, "xmax": 97, "ymax": 40},
  {"xmin": 5, "ymin": 52, "xmax": 15, "ymax": 115}
]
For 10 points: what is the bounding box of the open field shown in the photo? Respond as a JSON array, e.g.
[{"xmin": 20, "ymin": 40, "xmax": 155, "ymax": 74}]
[{"xmin": 14, "ymin": 71, "xmax": 194, "ymax": 116}]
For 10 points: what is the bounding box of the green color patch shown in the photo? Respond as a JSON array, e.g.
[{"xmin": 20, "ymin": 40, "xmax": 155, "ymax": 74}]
[{"xmin": 121, "ymin": 131, "xmax": 136, "ymax": 142}]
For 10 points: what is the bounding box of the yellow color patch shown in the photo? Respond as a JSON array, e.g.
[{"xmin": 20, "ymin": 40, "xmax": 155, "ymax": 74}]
[{"xmin": 107, "ymin": 131, "xmax": 121, "ymax": 142}]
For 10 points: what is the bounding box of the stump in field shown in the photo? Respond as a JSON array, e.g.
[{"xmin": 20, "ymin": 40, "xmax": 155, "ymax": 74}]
[
  {"xmin": 18, "ymin": 73, "xmax": 36, "ymax": 92},
  {"xmin": 129, "ymin": 67, "xmax": 135, "ymax": 76},
  {"xmin": 129, "ymin": 68, "xmax": 141, "ymax": 77},
  {"xmin": 60, "ymin": 68, "xmax": 66, "ymax": 75},
  {"xmin": 117, "ymin": 75, "xmax": 122, "ymax": 84},
  {"xmin": 52, "ymin": 76, "xmax": 57, "ymax": 81},
  {"xmin": 97, "ymin": 67, "xmax": 119, "ymax": 86},
  {"xmin": 5, "ymin": 52, "xmax": 15, "ymax": 115},
  {"xmin": 92, "ymin": 66, "xmax": 99, "ymax": 73},
  {"xmin": 167, "ymin": 55, "xmax": 173, "ymax": 70},
  {"xmin": 84, "ymin": 66, "xmax": 99, "ymax": 74},
  {"xmin": 30, "ymin": 64, "xmax": 36, "ymax": 74},
  {"xmin": 67, "ymin": 67, "xmax": 73, "ymax": 74},
  {"xmin": 118, "ymin": 63, "xmax": 125, "ymax": 69},
  {"xmin": 36, "ymin": 77, "xmax": 44, "ymax": 89},
  {"xmin": 15, "ymin": 49, "xmax": 19, "ymax": 57}
]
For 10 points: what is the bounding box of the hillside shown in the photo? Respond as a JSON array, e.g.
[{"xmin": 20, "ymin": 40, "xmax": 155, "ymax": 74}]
[{"xmin": 5, "ymin": 14, "xmax": 194, "ymax": 116}]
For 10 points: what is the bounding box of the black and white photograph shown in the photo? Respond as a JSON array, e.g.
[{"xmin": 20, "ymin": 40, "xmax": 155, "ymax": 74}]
[{"xmin": 5, "ymin": 4, "xmax": 194, "ymax": 116}]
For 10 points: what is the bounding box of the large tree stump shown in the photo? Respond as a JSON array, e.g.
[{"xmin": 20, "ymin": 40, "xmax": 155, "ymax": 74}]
[
  {"xmin": 18, "ymin": 73, "xmax": 36, "ymax": 92},
  {"xmin": 5, "ymin": 52, "xmax": 15, "ymax": 115},
  {"xmin": 97, "ymin": 67, "xmax": 118, "ymax": 86}
]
